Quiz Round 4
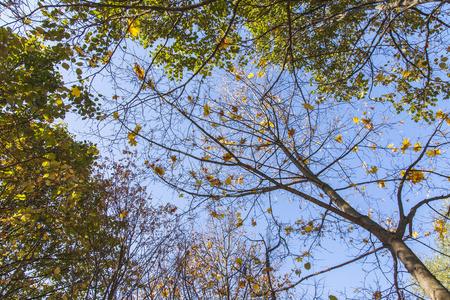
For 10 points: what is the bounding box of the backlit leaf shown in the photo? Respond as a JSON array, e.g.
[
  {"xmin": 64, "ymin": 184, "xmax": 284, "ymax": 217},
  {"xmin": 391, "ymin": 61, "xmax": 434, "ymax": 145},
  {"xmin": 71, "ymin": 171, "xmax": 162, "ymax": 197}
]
[
  {"xmin": 71, "ymin": 87, "xmax": 81, "ymax": 97},
  {"xmin": 302, "ymin": 103, "xmax": 314, "ymax": 110}
]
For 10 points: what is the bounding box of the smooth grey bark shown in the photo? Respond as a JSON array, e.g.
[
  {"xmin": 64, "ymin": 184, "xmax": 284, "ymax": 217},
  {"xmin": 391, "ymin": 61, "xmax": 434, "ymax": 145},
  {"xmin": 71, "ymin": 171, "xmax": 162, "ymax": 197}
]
[{"xmin": 389, "ymin": 238, "xmax": 450, "ymax": 300}]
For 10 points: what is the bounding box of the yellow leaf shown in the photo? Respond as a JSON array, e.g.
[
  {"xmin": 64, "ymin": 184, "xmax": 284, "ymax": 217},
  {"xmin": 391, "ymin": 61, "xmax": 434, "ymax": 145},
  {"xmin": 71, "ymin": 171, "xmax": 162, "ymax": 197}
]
[
  {"xmin": 257, "ymin": 71, "xmax": 264, "ymax": 78},
  {"xmin": 253, "ymin": 283, "xmax": 260, "ymax": 291},
  {"xmin": 418, "ymin": 61, "xmax": 428, "ymax": 68},
  {"xmin": 133, "ymin": 125, "xmax": 142, "ymax": 134},
  {"xmin": 217, "ymin": 36, "xmax": 232, "ymax": 50},
  {"xmin": 377, "ymin": 180, "xmax": 385, "ymax": 188},
  {"xmin": 129, "ymin": 25, "xmax": 140, "ymax": 36},
  {"xmin": 334, "ymin": 135, "xmax": 343, "ymax": 143},
  {"xmin": 352, "ymin": 146, "xmax": 358, "ymax": 152},
  {"xmin": 412, "ymin": 232, "xmax": 419, "ymax": 238},
  {"xmin": 426, "ymin": 149, "xmax": 441, "ymax": 157},
  {"xmin": 401, "ymin": 138, "xmax": 411, "ymax": 154},
  {"xmin": 361, "ymin": 118, "xmax": 371, "ymax": 124},
  {"xmin": 401, "ymin": 70, "xmax": 411, "ymax": 77},
  {"xmin": 399, "ymin": 168, "xmax": 425, "ymax": 184},
  {"xmin": 267, "ymin": 208, "xmax": 272, "ymax": 214},
  {"xmin": 436, "ymin": 109, "xmax": 447, "ymax": 119},
  {"xmin": 55, "ymin": 98, "xmax": 63, "ymax": 105},
  {"xmin": 225, "ymin": 177, "xmax": 232, "ymax": 185},
  {"xmin": 413, "ymin": 143, "xmax": 422, "ymax": 152},
  {"xmin": 113, "ymin": 112, "xmax": 119, "ymax": 119},
  {"xmin": 375, "ymin": 73, "xmax": 385, "ymax": 81},
  {"xmin": 120, "ymin": 210, "xmax": 128, "ymax": 218},
  {"xmin": 235, "ymin": 257, "xmax": 242, "ymax": 267},
  {"xmin": 73, "ymin": 45, "xmax": 83, "ymax": 55},
  {"xmin": 303, "ymin": 222, "xmax": 314, "ymax": 233},
  {"xmin": 203, "ymin": 104, "xmax": 211, "ymax": 116},
  {"xmin": 284, "ymin": 226, "xmax": 293, "ymax": 235},
  {"xmin": 133, "ymin": 63, "xmax": 145, "ymax": 80},
  {"xmin": 54, "ymin": 267, "xmax": 61, "ymax": 276},
  {"xmin": 302, "ymin": 103, "xmax": 314, "ymax": 110},
  {"xmin": 353, "ymin": 117, "xmax": 360, "ymax": 124},
  {"xmin": 434, "ymin": 219, "xmax": 447, "ymax": 240},
  {"xmin": 154, "ymin": 166, "xmax": 165, "ymax": 176},
  {"xmin": 71, "ymin": 86, "xmax": 81, "ymax": 97},
  {"xmin": 247, "ymin": 73, "xmax": 254, "ymax": 78},
  {"xmin": 366, "ymin": 166, "xmax": 378, "ymax": 174},
  {"xmin": 222, "ymin": 152, "xmax": 232, "ymax": 162}
]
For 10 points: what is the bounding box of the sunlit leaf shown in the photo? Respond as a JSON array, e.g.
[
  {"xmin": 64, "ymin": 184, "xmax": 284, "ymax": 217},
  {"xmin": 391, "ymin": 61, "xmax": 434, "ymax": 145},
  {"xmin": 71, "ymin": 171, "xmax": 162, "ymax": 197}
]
[
  {"xmin": 71, "ymin": 86, "xmax": 81, "ymax": 97},
  {"xmin": 413, "ymin": 143, "xmax": 422, "ymax": 152},
  {"xmin": 129, "ymin": 25, "xmax": 140, "ymax": 36},
  {"xmin": 426, "ymin": 149, "xmax": 441, "ymax": 157}
]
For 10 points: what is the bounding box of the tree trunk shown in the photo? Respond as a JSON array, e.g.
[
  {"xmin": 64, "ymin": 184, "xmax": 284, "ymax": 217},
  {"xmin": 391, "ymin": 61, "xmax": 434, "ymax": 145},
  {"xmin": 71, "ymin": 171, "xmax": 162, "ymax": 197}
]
[
  {"xmin": 284, "ymin": 150, "xmax": 450, "ymax": 299},
  {"xmin": 388, "ymin": 237, "xmax": 450, "ymax": 300}
]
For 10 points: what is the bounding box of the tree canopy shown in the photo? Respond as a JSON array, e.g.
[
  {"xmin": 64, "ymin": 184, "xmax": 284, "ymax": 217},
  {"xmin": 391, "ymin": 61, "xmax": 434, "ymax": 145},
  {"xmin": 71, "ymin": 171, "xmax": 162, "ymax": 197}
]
[
  {"xmin": 0, "ymin": 24, "xmax": 179, "ymax": 299},
  {"xmin": 3, "ymin": 0, "xmax": 450, "ymax": 299}
]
